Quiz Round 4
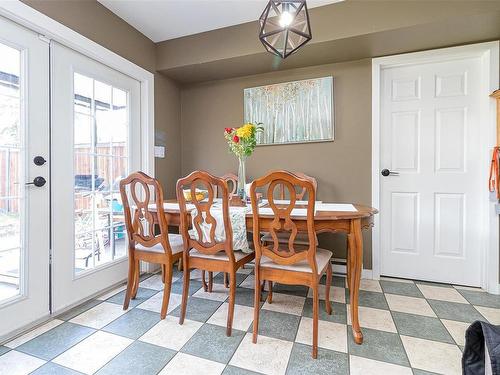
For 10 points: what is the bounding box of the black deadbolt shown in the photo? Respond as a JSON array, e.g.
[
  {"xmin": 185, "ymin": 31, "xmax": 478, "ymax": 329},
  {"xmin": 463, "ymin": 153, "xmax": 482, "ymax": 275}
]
[
  {"xmin": 381, "ymin": 169, "xmax": 390, "ymax": 176},
  {"xmin": 34, "ymin": 156, "xmax": 46, "ymax": 166}
]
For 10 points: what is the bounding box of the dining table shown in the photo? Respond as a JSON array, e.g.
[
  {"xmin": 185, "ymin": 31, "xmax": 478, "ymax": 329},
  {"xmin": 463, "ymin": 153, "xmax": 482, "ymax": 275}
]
[{"xmin": 151, "ymin": 199, "xmax": 378, "ymax": 345}]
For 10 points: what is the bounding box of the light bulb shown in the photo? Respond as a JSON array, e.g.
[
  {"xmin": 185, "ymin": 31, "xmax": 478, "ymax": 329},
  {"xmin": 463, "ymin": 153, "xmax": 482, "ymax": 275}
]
[{"xmin": 279, "ymin": 11, "xmax": 293, "ymax": 28}]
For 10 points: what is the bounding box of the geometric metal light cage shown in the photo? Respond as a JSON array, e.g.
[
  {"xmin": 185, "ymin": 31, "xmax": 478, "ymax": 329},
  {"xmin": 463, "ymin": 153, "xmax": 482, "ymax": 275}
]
[{"xmin": 259, "ymin": 0, "xmax": 312, "ymax": 59}]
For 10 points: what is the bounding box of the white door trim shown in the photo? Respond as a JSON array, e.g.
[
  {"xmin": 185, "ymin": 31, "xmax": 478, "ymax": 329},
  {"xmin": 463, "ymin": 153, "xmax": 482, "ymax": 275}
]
[
  {"xmin": 372, "ymin": 41, "xmax": 500, "ymax": 294},
  {"xmin": 0, "ymin": 0, "xmax": 155, "ymax": 177}
]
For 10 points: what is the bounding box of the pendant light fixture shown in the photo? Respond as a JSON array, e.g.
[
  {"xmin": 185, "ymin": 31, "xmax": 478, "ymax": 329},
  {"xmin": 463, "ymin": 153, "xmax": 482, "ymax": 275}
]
[{"xmin": 259, "ymin": 0, "xmax": 312, "ymax": 59}]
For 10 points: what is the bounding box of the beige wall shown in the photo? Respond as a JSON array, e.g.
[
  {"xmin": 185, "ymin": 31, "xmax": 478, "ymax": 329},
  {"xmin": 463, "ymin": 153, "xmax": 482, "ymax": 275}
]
[
  {"xmin": 180, "ymin": 59, "xmax": 372, "ymax": 266},
  {"xmin": 21, "ymin": 0, "xmax": 182, "ymax": 197}
]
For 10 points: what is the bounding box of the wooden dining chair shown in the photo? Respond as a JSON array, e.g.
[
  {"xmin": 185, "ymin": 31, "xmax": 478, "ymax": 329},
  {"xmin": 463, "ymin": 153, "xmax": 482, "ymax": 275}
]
[
  {"xmin": 177, "ymin": 170, "xmax": 255, "ymax": 336},
  {"xmin": 250, "ymin": 170, "xmax": 333, "ymax": 359},
  {"xmin": 120, "ymin": 171, "xmax": 184, "ymax": 319}
]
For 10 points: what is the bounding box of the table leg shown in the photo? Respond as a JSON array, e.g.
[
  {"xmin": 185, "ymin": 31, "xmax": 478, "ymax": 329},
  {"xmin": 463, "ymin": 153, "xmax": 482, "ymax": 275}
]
[{"xmin": 348, "ymin": 218, "xmax": 363, "ymax": 344}]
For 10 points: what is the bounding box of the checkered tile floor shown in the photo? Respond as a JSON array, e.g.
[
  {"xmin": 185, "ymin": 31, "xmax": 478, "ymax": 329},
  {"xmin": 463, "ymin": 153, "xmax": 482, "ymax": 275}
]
[{"xmin": 1, "ymin": 265, "xmax": 499, "ymax": 375}]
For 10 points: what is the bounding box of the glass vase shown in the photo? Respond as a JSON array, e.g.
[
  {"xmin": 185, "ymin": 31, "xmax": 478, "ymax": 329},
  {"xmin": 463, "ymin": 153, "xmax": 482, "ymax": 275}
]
[{"xmin": 237, "ymin": 155, "xmax": 247, "ymax": 201}]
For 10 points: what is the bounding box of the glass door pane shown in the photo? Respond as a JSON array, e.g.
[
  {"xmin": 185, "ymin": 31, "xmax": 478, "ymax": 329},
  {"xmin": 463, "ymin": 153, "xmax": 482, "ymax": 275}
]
[
  {"xmin": 0, "ymin": 42, "xmax": 22, "ymax": 303},
  {"xmin": 73, "ymin": 73, "xmax": 129, "ymax": 273}
]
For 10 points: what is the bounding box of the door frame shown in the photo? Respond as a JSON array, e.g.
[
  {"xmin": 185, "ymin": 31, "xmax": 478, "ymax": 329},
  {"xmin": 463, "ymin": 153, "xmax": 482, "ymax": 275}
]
[
  {"xmin": 0, "ymin": 0, "xmax": 155, "ymax": 178},
  {"xmin": 371, "ymin": 41, "xmax": 500, "ymax": 294}
]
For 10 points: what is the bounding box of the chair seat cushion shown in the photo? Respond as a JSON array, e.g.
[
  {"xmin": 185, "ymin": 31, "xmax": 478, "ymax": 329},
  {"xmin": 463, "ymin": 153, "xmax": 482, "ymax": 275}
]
[
  {"xmin": 190, "ymin": 249, "xmax": 252, "ymax": 262},
  {"xmin": 261, "ymin": 232, "xmax": 318, "ymax": 246},
  {"xmin": 260, "ymin": 248, "xmax": 332, "ymax": 274},
  {"xmin": 135, "ymin": 234, "xmax": 184, "ymax": 254}
]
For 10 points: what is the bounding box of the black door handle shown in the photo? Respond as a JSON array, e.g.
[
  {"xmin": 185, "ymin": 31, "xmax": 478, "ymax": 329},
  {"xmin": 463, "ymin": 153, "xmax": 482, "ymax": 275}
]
[
  {"xmin": 25, "ymin": 176, "xmax": 46, "ymax": 187},
  {"xmin": 381, "ymin": 169, "xmax": 399, "ymax": 177}
]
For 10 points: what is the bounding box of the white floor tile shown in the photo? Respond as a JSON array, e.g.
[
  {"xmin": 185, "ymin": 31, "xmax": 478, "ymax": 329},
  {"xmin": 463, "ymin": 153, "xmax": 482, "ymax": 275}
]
[
  {"xmin": 52, "ymin": 331, "xmax": 132, "ymax": 374},
  {"xmin": 0, "ymin": 350, "xmax": 45, "ymax": 375},
  {"xmin": 139, "ymin": 274, "xmax": 168, "ymax": 291},
  {"xmin": 401, "ymin": 335, "xmax": 462, "ymax": 375},
  {"xmin": 295, "ymin": 317, "xmax": 347, "ymax": 353},
  {"xmin": 262, "ymin": 292, "xmax": 305, "ymax": 316},
  {"xmin": 417, "ymin": 284, "xmax": 468, "ymax": 304},
  {"xmin": 237, "ymin": 266, "xmax": 253, "ymax": 275},
  {"xmin": 207, "ymin": 302, "xmax": 254, "ymax": 331},
  {"xmin": 159, "ymin": 352, "xmax": 225, "ymax": 375},
  {"xmin": 349, "ymin": 355, "xmax": 412, "ymax": 375},
  {"xmin": 69, "ymin": 302, "xmax": 126, "ymax": 329},
  {"xmin": 385, "ymin": 294, "xmax": 436, "ymax": 317},
  {"xmin": 5, "ymin": 319, "xmax": 64, "ymax": 348},
  {"xmin": 307, "ymin": 285, "xmax": 345, "ymax": 303},
  {"xmin": 239, "ymin": 275, "xmax": 268, "ymax": 290},
  {"xmin": 359, "ymin": 279, "xmax": 383, "ymax": 293},
  {"xmin": 192, "ymin": 283, "xmax": 229, "ymax": 302},
  {"xmin": 136, "ymin": 292, "xmax": 182, "ymax": 314},
  {"xmin": 347, "ymin": 305, "xmax": 397, "ymax": 333},
  {"xmin": 474, "ymin": 305, "xmax": 500, "ymax": 325},
  {"xmin": 441, "ymin": 319, "xmax": 469, "ymax": 346},
  {"xmin": 230, "ymin": 333, "xmax": 293, "ymax": 375},
  {"xmin": 139, "ymin": 315, "xmax": 202, "ymax": 350},
  {"xmin": 96, "ymin": 284, "xmax": 127, "ymax": 300}
]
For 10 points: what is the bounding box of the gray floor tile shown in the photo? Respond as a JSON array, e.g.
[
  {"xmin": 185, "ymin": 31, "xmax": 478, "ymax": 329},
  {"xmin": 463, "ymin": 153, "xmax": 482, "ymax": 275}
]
[
  {"xmin": 271, "ymin": 283, "xmax": 309, "ymax": 297},
  {"xmin": 414, "ymin": 280, "xmax": 453, "ymax": 289},
  {"xmin": 0, "ymin": 346, "xmax": 9, "ymax": 356},
  {"xmin": 320, "ymin": 275, "xmax": 346, "ymax": 288},
  {"xmin": 234, "ymin": 287, "xmax": 267, "ymax": 308},
  {"xmin": 380, "ymin": 281, "xmax": 424, "ymax": 298},
  {"xmin": 412, "ymin": 369, "xmax": 440, "ymax": 375},
  {"xmin": 223, "ymin": 365, "xmax": 262, "ymax": 375},
  {"xmin": 286, "ymin": 342, "xmax": 348, "ymax": 375},
  {"xmin": 171, "ymin": 279, "xmax": 203, "ymax": 296},
  {"xmin": 56, "ymin": 300, "xmax": 102, "ymax": 321},
  {"xmin": 102, "ymin": 308, "xmax": 161, "ymax": 339},
  {"xmin": 457, "ymin": 289, "xmax": 500, "ymax": 308},
  {"xmin": 348, "ymin": 327, "xmax": 409, "ymax": 367},
  {"xmin": 16, "ymin": 322, "xmax": 95, "ymax": 360},
  {"xmin": 181, "ymin": 323, "xmax": 245, "ymax": 364},
  {"xmin": 96, "ymin": 341, "xmax": 175, "ymax": 375},
  {"xmin": 346, "ymin": 290, "xmax": 389, "ymax": 310},
  {"xmin": 213, "ymin": 272, "xmax": 248, "ymax": 286},
  {"xmin": 106, "ymin": 287, "xmax": 158, "ymax": 308},
  {"xmin": 31, "ymin": 362, "xmax": 83, "ymax": 375},
  {"xmin": 170, "ymin": 297, "xmax": 223, "ymax": 322},
  {"xmin": 249, "ymin": 309, "xmax": 300, "ymax": 342},
  {"xmin": 428, "ymin": 300, "xmax": 485, "ymax": 323},
  {"xmin": 392, "ymin": 312, "xmax": 454, "ymax": 344},
  {"xmin": 302, "ymin": 298, "xmax": 347, "ymax": 324}
]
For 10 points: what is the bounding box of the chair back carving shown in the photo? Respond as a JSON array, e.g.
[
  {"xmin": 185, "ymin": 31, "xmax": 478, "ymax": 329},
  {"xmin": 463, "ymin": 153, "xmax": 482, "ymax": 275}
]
[
  {"xmin": 215, "ymin": 173, "xmax": 238, "ymax": 197},
  {"xmin": 250, "ymin": 170, "xmax": 317, "ymax": 272},
  {"xmin": 176, "ymin": 170, "xmax": 235, "ymax": 260},
  {"xmin": 119, "ymin": 171, "xmax": 173, "ymax": 254},
  {"xmin": 276, "ymin": 171, "xmax": 317, "ymax": 200}
]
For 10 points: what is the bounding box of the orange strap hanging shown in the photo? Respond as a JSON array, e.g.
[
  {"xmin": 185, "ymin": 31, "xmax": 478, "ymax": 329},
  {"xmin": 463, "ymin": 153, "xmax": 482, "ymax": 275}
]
[{"xmin": 489, "ymin": 146, "xmax": 500, "ymax": 200}]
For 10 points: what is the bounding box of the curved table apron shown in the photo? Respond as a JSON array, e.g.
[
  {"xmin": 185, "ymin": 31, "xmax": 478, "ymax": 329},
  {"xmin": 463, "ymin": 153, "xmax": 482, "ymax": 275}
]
[{"xmin": 161, "ymin": 202, "xmax": 377, "ymax": 345}]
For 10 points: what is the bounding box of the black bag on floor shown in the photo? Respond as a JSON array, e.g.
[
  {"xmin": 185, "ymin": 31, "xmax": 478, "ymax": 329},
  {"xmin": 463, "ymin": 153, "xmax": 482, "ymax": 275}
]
[{"xmin": 463, "ymin": 320, "xmax": 500, "ymax": 375}]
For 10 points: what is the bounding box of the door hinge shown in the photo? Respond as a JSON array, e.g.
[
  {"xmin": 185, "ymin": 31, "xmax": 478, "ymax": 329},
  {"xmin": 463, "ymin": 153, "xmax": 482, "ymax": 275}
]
[{"xmin": 38, "ymin": 35, "xmax": 51, "ymax": 44}]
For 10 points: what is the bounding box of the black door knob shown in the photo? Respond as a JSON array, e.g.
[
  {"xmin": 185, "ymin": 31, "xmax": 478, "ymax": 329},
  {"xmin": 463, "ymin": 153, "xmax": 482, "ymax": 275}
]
[
  {"xmin": 381, "ymin": 169, "xmax": 399, "ymax": 177},
  {"xmin": 26, "ymin": 176, "xmax": 46, "ymax": 187}
]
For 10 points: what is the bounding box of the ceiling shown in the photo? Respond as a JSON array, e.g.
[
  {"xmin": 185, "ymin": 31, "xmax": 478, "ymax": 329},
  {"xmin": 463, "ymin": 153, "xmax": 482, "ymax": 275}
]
[{"xmin": 97, "ymin": 0, "xmax": 342, "ymax": 42}]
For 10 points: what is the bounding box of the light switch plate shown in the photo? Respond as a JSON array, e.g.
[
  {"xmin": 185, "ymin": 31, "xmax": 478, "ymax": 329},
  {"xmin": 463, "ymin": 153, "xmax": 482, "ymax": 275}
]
[{"xmin": 154, "ymin": 146, "xmax": 165, "ymax": 158}]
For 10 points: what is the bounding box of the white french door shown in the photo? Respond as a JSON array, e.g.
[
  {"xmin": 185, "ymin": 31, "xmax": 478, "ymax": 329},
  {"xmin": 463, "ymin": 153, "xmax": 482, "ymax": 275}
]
[
  {"xmin": 379, "ymin": 54, "xmax": 484, "ymax": 286},
  {"xmin": 51, "ymin": 42, "xmax": 141, "ymax": 313},
  {"xmin": 0, "ymin": 17, "xmax": 50, "ymax": 338}
]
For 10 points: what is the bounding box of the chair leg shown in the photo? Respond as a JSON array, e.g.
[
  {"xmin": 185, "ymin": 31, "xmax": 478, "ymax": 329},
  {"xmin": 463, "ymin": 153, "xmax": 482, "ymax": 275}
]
[
  {"xmin": 312, "ymin": 284, "xmax": 319, "ymax": 359},
  {"xmin": 208, "ymin": 271, "xmax": 213, "ymax": 293},
  {"xmin": 123, "ymin": 254, "xmax": 135, "ymax": 311},
  {"xmin": 267, "ymin": 281, "xmax": 273, "ymax": 303},
  {"xmin": 252, "ymin": 268, "xmax": 261, "ymax": 344},
  {"xmin": 260, "ymin": 280, "xmax": 266, "ymax": 302},
  {"xmin": 202, "ymin": 270, "xmax": 208, "ymax": 292},
  {"xmin": 226, "ymin": 271, "xmax": 237, "ymax": 336},
  {"xmin": 177, "ymin": 258, "xmax": 182, "ymax": 271},
  {"xmin": 131, "ymin": 259, "xmax": 140, "ymax": 299},
  {"xmin": 160, "ymin": 262, "xmax": 173, "ymax": 319},
  {"xmin": 179, "ymin": 256, "xmax": 190, "ymax": 325},
  {"xmin": 346, "ymin": 237, "xmax": 351, "ymax": 289},
  {"xmin": 161, "ymin": 264, "xmax": 166, "ymax": 283},
  {"xmin": 325, "ymin": 263, "xmax": 333, "ymax": 315},
  {"xmin": 223, "ymin": 272, "xmax": 229, "ymax": 288}
]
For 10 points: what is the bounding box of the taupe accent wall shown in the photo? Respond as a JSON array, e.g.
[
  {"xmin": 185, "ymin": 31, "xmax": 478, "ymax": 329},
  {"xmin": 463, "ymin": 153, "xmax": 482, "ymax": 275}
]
[
  {"xmin": 180, "ymin": 59, "xmax": 372, "ymax": 266},
  {"xmin": 21, "ymin": 0, "xmax": 182, "ymax": 198}
]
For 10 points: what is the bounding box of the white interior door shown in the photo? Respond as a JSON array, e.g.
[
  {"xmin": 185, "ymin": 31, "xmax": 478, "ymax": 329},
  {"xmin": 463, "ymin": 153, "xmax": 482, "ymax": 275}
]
[
  {"xmin": 51, "ymin": 42, "xmax": 141, "ymax": 313},
  {"xmin": 0, "ymin": 17, "xmax": 50, "ymax": 338},
  {"xmin": 379, "ymin": 55, "xmax": 484, "ymax": 286}
]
